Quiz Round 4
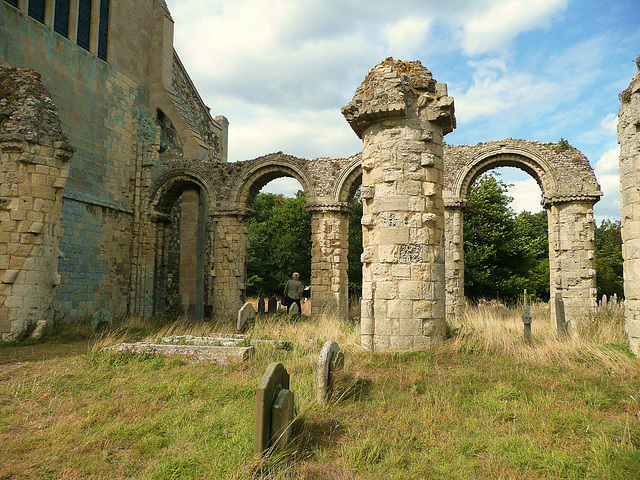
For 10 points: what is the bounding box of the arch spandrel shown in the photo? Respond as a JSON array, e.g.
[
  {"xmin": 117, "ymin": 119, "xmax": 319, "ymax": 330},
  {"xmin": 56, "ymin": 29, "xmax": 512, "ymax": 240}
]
[
  {"xmin": 444, "ymin": 139, "xmax": 602, "ymax": 205},
  {"xmin": 332, "ymin": 153, "xmax": 362, "ymax": 204}
]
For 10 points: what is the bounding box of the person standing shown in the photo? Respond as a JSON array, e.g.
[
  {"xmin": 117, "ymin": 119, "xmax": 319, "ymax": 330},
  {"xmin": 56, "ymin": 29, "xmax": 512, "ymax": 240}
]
[{"xmin": 283, "ymin": 272, "xmax": 303, "ymax": 314}]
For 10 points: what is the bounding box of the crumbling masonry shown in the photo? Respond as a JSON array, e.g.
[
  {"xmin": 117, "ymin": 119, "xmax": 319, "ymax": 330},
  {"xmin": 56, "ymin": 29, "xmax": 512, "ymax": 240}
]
[
  {"xmin": 1, "ymin": 0, "xmax": 604, "ymax": 351},
  {"xmin": 619, "ymin": 61, "xmax": 640, "ymax": 355}
]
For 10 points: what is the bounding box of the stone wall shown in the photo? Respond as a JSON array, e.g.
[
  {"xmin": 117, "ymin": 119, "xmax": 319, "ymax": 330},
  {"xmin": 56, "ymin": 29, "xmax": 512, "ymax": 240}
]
[
  {"xmin": 618, "ymin": 60, "xmax": 640, "ymax": 355},
  {"xmin": 0, "ymin": 67, "xmax": 74, "ymax": 339}
]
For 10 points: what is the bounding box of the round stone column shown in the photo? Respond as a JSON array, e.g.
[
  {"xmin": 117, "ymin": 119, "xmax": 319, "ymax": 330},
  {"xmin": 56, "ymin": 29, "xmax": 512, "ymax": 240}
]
[{"xmin": 342, "ymin": 58, "xmax": 456, "ymax": 351}]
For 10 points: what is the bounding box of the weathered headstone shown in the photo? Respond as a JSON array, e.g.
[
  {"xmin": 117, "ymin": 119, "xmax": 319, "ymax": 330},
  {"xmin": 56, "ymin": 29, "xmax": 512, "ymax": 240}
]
[
  {"xmin": 289, "ymin": 302, "xmax": 300, "ymax": 316},
  {"xmin": 237, "ymin": 302, "xmax": 256, "ymax": 332},
  {"xmin": 268, "ymin": 297, "xmax": 277, "ymax": 315},
  {"xmin": 602, "ymin": 294, "xmax": 608, "ymax": 308},
  {"xmin": 555, "ymin": 293, "xmax": 568, "ymax": 338},
  {"xmin": 254, "ymin": 362, "xmax": 294, "ymax": 455},
  {"xmin": 317, "ymin": 341, "xmax": 345, "ymax": 404},
  {"xmin": 522, "ymin": 290, "xmax": 532, "ymax": 344},
  {"xmin": 257, "ymin": 297, "xmax": 266, "ymax": 315}
]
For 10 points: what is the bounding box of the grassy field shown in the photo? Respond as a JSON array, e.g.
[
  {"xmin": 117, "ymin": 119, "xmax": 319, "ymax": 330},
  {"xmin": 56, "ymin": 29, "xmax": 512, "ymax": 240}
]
[{"xmin": 0, "ymin": 303, "xmax": 639, "ymax": 479}]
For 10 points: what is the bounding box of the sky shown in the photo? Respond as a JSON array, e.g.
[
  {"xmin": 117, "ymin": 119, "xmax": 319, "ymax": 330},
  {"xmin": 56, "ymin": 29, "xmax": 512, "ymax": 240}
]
[{"xmin": 165, "ymin": 0, "xmax": 639, "ymax": 221}]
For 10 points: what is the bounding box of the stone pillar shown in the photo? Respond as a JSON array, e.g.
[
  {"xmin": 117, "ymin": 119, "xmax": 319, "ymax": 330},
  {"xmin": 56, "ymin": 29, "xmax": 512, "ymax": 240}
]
[
  {"xmin": 547, "ymin": 199, "xmax": 598, "ymax": 332},
  {"xmin": 152, "ymin": 213, "xmax": 170, "ymax": 315},
  {"xmin": 342, "ymin": 58, "xmax": 456, "ymax": 352},
  {"xmin": 212, "ymin": 212, "xmax": 249, "ymax": 319},
  {"xmin": 444, "ymin": 201, "xmax": 466, "ymax": 322},
  {"xmin": 0, "ymin": 135, "xmax": 74, "ymax": 340},
  {"xmin": 308, "ymin": 204, "xmax": 350, "ymax": 319},
  {"xmin": 179, "ymin": 187, "xmax": 206, "ymax": 319},
  {"xmin": 619, "ymin": 65, "xmax": 640, "ymax": 355}
]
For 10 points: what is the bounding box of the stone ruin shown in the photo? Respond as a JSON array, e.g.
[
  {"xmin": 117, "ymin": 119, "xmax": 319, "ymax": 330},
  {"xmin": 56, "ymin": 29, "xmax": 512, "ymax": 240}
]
[
  {"xmin": 618, "ymin": 58, "xmax": 640, "ymax": 355},
  {"xmin": 0, "ymin": 57, "xmax": 606, "ymax": 352}
]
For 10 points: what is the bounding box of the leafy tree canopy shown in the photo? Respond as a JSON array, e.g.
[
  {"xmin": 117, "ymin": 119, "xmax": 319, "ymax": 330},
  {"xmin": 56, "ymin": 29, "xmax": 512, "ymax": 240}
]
[{"xmin": 595, "ymin": 219, "xmax": 623, "ymax": 299}]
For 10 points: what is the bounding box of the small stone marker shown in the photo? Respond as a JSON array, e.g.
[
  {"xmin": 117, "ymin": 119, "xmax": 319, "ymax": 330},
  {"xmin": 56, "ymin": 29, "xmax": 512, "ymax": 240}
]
[
  {"xmin": 289, "ymin": 302, "xmax": 300, "ymax": 316},
  {"xmin": 254, "ymin": 362, "xmax": 294, "ymax": 455},
  {"xmin": 258, "ymin": 297, "xmax": 265, "ymax": 315},
  {"xmin": 268, "ymin": 297, "xmax": 277, "ymax": 315},
  {"xmin": 237, "ymin": 302, "xmax": 256, "ymax": 332},
  {"xmin": 522, "ymin": 290, "xmax": 532, "ymax": 344},
  {"xmin": 555, "ymin": 292, "xmax": 568, "ymax": 338},
  {"xmin": 317, "ymin": 341, "xmax": 345, "ymax": 404}
]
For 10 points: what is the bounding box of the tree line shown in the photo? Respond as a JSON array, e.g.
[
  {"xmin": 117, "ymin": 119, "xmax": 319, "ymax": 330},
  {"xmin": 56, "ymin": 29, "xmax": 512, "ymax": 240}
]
[{"xmin": 246, "ymin": 175, "xmax": 623, "ymax": 303}]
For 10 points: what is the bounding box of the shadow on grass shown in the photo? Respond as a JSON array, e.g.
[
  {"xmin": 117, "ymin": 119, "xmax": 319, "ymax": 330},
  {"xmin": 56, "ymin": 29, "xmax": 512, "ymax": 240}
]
[{"xmin": 329, "ymin": 372, "xmax": 372, "ymax": 403}]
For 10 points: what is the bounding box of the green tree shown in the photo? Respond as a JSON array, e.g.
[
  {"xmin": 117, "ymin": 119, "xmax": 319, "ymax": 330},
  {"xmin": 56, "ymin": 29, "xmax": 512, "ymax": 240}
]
[
  {"xmin": 464, "ymin": 173, "xmax": 548, "ymax": 302},
  {"xmin": 246, "ymin": 191, "xmax": 311, "ymax": 296},
  {"xmin": 348, "ymin": 191, "xmax": 363, "ymax": 296},
  {"xmin": 595, "ymin": 219, "xmax": 623, "ymax": 298}
]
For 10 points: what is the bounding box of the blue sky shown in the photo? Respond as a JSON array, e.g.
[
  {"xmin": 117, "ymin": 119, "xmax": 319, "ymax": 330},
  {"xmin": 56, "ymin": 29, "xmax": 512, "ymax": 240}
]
[{"xmin": 165, "ymin": 0, "xmax": 639, "ymax": 220}]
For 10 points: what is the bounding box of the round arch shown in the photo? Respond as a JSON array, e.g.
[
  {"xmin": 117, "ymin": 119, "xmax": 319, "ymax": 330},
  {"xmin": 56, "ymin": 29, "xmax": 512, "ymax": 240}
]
[
  {"xmin": 232, "ymin": 155, "xmax": 317, "ymax": 212},
  {"xmin": 333, "ymin": 154, "xmax": 363, "ymax": 203},
  {"xmin": 147, "ymin": 167, "xmax": 217, "ymax": 216}
]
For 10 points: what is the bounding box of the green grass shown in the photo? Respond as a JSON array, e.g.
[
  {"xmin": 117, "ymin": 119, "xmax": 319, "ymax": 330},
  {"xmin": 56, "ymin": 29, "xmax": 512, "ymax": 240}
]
[{"xmin": 0, "ymin": 305, "xmax": 639, "ymax": 479}]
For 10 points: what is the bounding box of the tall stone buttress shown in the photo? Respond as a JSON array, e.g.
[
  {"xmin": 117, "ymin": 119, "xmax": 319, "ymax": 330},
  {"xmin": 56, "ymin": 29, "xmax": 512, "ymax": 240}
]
[
  {"xmin": 619, "ymin": 59, "xmax": 640, "ymax": 355},
  {"xmin": 342, "ymin": 58, "xmax": 456, "ymax": 351}
]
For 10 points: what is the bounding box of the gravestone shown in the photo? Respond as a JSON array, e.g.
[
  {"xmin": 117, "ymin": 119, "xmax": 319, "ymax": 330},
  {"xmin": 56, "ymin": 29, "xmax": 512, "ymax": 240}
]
[
  {"xmin": 254, "ymin": 362, "xmax": 294, "ymax": 455},
  {"xmin": 268, "ymin": 297, "xmax": 277, "ymax": 315},
  {"xmin": 237, "ymin": 302, "xmax": 256, "ymax": 332},
  {"xmin": 522, "ymin": 289, "xmax": 532, "ymax": 343},
  {"xmin": 257, "ymin": 297, "xmax": 265, "ymax": 315},
  {"xmin": 317, "ymin": 341, "xmax": 345, "ymax": 404},
  {"xmin": 555, "ymin": 293, "xmax": 568, "ymax": 338},
  {"xmin": 289, "ymin": 302, "xmax": 300, "ymax": 316}
]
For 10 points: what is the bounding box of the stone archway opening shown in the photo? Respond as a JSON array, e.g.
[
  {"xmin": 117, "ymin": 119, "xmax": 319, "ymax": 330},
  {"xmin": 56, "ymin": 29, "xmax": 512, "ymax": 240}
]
[
  {"xmin": 462, "ymin": 166, "xmax": 549, "ymax": 305},
  {"xmin": 147, "ymin": 175, "xmax": 213, "ymax": 320}
]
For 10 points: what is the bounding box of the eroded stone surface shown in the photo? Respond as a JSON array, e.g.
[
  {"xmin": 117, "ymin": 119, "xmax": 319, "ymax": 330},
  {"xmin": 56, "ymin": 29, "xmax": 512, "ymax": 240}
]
[
  {"xmin": 254, "ymin": 362, "xmax": 292, "ymax": 455},
  {"xmin": 237, "ymin": 301, "xmax": 256, "ymax": 331},
  {"xmin": 619, "ymin": 63, "xmax": 640, "ymax": 355},
  {"xmin": 104, "ymin": 342, "xmax": 254, "ymax": 364},
  {"xmin": 317, "ymin": 340, "xmax": 344, "ymax": 404}
]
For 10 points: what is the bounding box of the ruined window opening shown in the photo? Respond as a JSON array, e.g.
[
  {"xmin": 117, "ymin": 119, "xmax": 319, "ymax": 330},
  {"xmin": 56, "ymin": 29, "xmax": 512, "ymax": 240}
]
[
  {"xmin": 76, "ymin": 0, "xmax": 91, "ymax": 51},
  {"xmin": 28, "ymin": 0, "xmax": 46, "ymax": 23},
  {"xmin": 97, "ymin": 0, "xmax": 109, "ymax": 60},
  {"xmin": 4, "ymin": 0, "xmax": 19, "ymax": 8},
  {"xmin": 53, "ymin": 0, "xmax": 70, "ymax": 38}
]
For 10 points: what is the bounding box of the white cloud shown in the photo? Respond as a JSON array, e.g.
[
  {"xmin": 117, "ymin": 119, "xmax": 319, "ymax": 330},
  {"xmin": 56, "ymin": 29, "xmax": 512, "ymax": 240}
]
[
  {"xmin": 593, "ymin": 145, "xmax": 620, "ymax": 220},
  {"xmin": 509, "ymin": 177, "xmax": 544, "ymax": 213},
  {"xmin": 461, "ymin": 0, "xmax": 569, "ymax": 55},
  {"xmin": 383, "ymin": 17, "xmax": 431, "ymax": 58}
]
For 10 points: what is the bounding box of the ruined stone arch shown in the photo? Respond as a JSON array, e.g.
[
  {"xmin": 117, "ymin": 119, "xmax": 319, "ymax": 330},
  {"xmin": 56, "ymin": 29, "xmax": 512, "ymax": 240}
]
[
  {"xmin": 232, "ymin": 155, "xmax": 317, "ymax": 212},
  {"xmin": 147, "ymin": 167, "xmax": 217, "ymax": 216},
  {"xmin": 333, "ymin": 154, "xmax": 363, "ymax": 204},
  {"xmin": 443, "ymin": 140, "xmax": 602, "ymax": 330}
]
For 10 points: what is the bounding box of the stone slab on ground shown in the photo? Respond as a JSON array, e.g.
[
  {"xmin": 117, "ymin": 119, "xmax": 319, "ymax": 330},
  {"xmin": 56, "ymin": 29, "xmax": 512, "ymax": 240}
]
[
  {"xmin": 237, "ymin": 302, "xmax": 256, "ymax": 332},
  {"xmin": 104, "ymin": 342, "xmax": 254, "ymax": 364},
  {"xmin": 254, "ymin": 362, "xmax": 293, "ymax": 455},
  {"xmin": 158, "ymin": 334, "xmax": 283, "ymax": 348},
  {"xmin": 317, "ymin": 340, "xmax": 345, "ymax": 404}
]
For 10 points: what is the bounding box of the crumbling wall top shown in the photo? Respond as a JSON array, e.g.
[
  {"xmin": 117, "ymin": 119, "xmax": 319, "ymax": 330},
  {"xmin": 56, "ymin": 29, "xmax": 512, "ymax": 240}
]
[
  {"xmin": 342, "ymin": 58, "xmax": 455, "ymax": 138},
  {"xmin": 0, "ymin": 66, "xmax": 70, "ymax": 146}
]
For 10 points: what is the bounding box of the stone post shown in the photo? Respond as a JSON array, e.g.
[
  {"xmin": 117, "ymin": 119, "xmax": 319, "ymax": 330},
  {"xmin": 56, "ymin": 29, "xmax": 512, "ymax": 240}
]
[
  {"xmin": 179, "ymin": 187, "xmax": 206, "ymax": 319},
  {"xmin": 547, "ymin": 199, "xmax": 598, "ymax": 332},
  {"xmin": 308, "ymin": 204, "xmax": 350, "ymax": 319},
  {"xmin": 618, "ymin": 63, "xmax": 640, "ymax": 355},
  {"xmin": 342, "ymin": 58, "xmax": 456, "ymax": 351},
  {"xmin": 211, "ymin": 212, "xmax": 249, "ymax": 319},
  {"xmin": 444, "ymin": 200, "xmax": 466, "ymax": 322}
]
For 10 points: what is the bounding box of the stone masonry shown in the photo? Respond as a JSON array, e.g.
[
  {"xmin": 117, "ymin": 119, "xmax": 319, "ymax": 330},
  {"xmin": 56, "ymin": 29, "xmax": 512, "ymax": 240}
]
[
  {"xmin": 619, "ymin": 59, "xmax": 640, "ymax": 355},
  {"xmin": 0, "ymin": 67, "xmax": 74, "ymax": 340},
  {"xmin": 342, "ymin": 58, "xmax": 456, "ymax": 351}
]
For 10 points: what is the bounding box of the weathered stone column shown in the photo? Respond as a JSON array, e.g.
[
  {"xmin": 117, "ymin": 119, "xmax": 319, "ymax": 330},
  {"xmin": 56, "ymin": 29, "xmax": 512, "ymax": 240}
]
[
  {"xmin": 547, "ymin": 199, "xmax": 598, "ymax": 332},
  {"xmin": 342, "ymin": 58, "xmax": 456, "ymax": 351},
  {"xmin": 444, "ymin": 200, "xmax": 466, "ymax": 322},
  {"xmin": 211, "ymin": 212, "xmax": 249, "ymax": 319},
  {"xmin": 180, "ymin": 187, "xmax": 206, "ymax": 318},
  {"xmin": 619, "ymin": 63, "xmax": 640, "ymax": 355},
  {"xmin": 0, "ymin": 67, "xmax": 74, "ymax": 340},
  {"xmin": 308, "ymin": 204, "xmax": 350, "ymax": 319}
]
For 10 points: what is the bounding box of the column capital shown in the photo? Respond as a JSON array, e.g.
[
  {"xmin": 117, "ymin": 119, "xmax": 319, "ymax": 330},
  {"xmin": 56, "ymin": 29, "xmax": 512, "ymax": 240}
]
[
  {"xmin": 306, "ymin": 202, "xmax": 352, "ymax": 214},
  {"xmin": 444, "ymin": 197, "xmax": 467, "ymax": 209},
  {"xmin": 543, "ymin": 193, "xmax": 602, "ymax": 208}
]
